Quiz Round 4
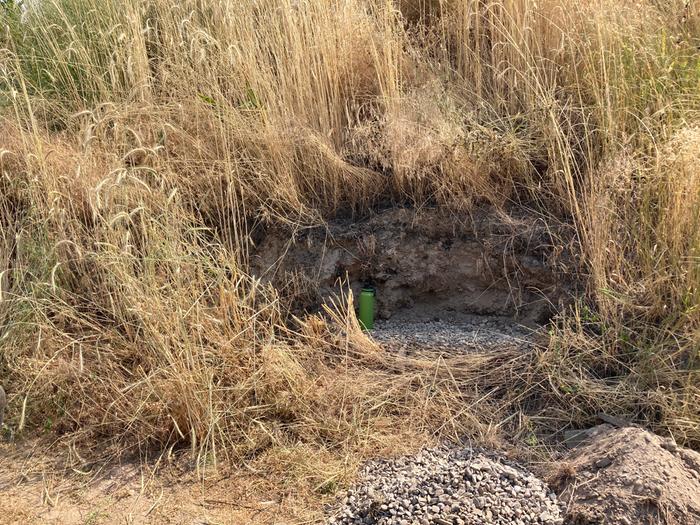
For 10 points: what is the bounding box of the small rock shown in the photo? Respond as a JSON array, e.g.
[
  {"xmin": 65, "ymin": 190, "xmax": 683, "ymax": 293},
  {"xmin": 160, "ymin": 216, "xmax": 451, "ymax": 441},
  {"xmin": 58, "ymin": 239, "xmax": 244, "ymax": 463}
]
[{"xmin": 594, "ymin": 457, "xmax": 613, "ymax": 469}]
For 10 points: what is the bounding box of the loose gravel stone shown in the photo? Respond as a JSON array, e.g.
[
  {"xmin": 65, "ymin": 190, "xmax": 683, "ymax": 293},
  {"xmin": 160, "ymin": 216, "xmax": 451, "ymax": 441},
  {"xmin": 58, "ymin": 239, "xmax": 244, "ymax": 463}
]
[
  {"xmin": 326, "ymin": 445, "xmax": 563, "ymax": 525},
  {"xmin": 370, "ymin": 315, "xmax": 534, "ymax": 355}
]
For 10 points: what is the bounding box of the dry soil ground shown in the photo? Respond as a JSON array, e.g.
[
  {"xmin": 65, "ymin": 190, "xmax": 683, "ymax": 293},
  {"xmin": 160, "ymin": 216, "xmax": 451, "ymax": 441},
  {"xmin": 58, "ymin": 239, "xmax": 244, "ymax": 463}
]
[
  {"xmin": 0, "ymin": 437, "xmax": 323, "ymax": 524},
  {"xmin": 3, "ymin": 424, "xmax": 700, "ymax": 525}
]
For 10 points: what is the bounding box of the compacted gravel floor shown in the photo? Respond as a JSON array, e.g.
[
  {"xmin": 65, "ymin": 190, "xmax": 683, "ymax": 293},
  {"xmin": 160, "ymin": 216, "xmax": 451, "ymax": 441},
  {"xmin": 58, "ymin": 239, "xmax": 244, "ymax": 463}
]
[
  {"xmin": 327, "ymin": 445, "xmax": 563, "ymax": 525},
  {"xmin": 370, "ymin": 314, "xmax": 535, "ymax": 354}
]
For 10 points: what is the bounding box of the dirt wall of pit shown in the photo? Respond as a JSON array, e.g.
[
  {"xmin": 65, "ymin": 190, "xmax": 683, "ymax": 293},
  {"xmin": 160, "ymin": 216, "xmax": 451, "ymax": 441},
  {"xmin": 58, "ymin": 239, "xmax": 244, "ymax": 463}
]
[{"xmin": 249, "ymin": 207, "xmax": 576, "ymax": 324}]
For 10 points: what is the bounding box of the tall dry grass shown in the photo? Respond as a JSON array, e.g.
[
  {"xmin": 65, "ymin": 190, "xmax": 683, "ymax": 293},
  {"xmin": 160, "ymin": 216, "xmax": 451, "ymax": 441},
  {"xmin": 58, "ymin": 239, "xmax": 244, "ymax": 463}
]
[{"xmin": 0, "ymin": 0, "xmax": 698, "ymax": 498}]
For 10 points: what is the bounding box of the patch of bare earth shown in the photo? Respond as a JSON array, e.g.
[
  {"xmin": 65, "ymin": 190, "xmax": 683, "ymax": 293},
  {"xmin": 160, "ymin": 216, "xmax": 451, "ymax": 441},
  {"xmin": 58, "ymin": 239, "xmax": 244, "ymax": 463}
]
[
  {"xmin": 553, "ymin": 426, "xmax": 700, "ymax": 525},
  {"xmin": 0, "ymin": 439, "xmax": 320, "ymax": 525}
]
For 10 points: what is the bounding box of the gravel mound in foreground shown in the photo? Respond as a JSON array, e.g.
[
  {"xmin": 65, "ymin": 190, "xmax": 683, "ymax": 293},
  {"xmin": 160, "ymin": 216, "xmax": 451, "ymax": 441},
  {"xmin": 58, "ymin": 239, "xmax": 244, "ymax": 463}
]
[{"xmin": 327, "ymin": 446, "xmax": 563, "ymax": 525}]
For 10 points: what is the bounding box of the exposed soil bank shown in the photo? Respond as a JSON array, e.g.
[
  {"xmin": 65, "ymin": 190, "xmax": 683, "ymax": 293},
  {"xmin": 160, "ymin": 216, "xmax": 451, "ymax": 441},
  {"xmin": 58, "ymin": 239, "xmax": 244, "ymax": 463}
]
[{"xmin": 250, "ymin": 207, "xmax": 575, "ymax": 325}]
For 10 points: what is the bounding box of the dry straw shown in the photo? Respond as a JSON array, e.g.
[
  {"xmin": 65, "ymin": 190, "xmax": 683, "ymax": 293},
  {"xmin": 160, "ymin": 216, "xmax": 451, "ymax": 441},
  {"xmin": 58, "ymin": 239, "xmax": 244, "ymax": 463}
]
[{"xmin": 0, "ymin": 0, "xmax": 697, "ymax": 501}]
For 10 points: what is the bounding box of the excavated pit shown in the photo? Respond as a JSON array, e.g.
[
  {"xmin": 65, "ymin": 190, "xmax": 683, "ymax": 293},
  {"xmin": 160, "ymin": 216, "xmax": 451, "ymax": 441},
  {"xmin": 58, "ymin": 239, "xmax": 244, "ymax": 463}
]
[{"xmin": 250, "ymin": 207, "xmax": 575, "ymax": 340}]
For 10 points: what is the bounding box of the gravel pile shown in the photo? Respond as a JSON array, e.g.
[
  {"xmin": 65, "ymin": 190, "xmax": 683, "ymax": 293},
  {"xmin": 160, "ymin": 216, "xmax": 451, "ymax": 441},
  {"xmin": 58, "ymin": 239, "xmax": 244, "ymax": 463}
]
[
  {"xmin": 370, "ymin": 315, "xmax": 534, "ymax": 354},
  {"xmin": 327, "ymin": 446, "xmax": 563, "ymax": 525}
]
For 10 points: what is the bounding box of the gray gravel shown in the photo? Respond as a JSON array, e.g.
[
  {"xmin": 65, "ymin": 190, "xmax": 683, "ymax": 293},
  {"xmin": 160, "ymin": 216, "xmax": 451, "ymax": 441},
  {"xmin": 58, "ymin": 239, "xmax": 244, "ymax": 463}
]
[
  {"xmin": 370, "ymin": 315, "xmax": 535, "ymax": 355},
  {"xmin": 327, "ymin": 445, "xmax": 563, "ymax": 525}
]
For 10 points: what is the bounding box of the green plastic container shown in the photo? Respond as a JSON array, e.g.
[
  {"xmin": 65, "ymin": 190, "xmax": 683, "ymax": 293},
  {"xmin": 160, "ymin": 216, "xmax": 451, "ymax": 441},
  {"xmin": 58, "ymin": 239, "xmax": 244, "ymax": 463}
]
[{"xmin": 358, "ymin": 287, "xmax": 376, "ymax": 330}]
